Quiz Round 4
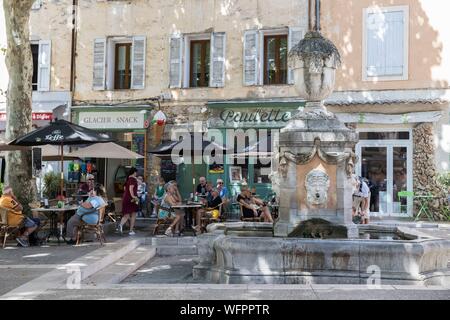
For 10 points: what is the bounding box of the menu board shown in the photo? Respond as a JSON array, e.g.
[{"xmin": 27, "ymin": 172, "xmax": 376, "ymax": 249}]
[{"xmin": 131, "ymin": 132, "xmax": 145, "ymax": 175}]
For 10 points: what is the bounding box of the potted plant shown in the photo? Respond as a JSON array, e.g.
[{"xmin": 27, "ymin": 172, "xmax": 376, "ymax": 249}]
[{"xmin": 43, "ymin": 172, "xmax": 60, "ymax": 199}]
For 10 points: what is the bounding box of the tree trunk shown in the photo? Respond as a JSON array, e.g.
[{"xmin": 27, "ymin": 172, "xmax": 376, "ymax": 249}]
[{"xmin": 3, "ymin": 0, "xmax": 36, "ymax": 214}]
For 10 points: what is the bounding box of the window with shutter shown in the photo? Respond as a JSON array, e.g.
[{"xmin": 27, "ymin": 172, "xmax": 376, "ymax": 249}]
[
  {"xmin": 37, "ymin": 40, "xmax": 51, "ymax": 92},
  {"xmin": 131, "ymin": 36, "xmax": 146, "ymax": 89},
  {"xmin": 169, "ymin": 35, "xmax": 183, "ymax": 88},
  {"xmin": 93, "ymin": 38, "xmax": 106, "ymax": 90},
  {"xmin": 363, "ymin": 6, "xmax": 409, "ymax": 81},
  {"xmin": 243, "ymin": 30, "xmax": 259, "ymax": 86},
  {"xmin": 210, "ymin": 32, "xmax": 226, "ymax": 88}
]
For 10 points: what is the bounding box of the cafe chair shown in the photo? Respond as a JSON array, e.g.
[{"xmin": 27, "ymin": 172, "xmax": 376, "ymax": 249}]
[
  {"xmin": 76, "ymin": 206, "xmax": 107, "ymax": 245},
  {"xmin": 200, "ymin": 203, "xmax": 225, "ymax": 233},
  {"xmin": 153, "ymin": 206, "xmax": 175, "ymax": 236},
  {"xmin": 108, "ymin": 197, "xmax": 123, "ymax": 223},
  {"xmin": 0, "ymin": 207, "xmax": 25, "ymax": 248},
  {"xmin": 239, "ymin": 204, "xmax": 261, "ymax": 222}
]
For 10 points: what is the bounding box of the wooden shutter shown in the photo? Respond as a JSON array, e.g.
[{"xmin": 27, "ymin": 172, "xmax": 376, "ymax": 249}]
[
  {"xmin": 288, "ymin": 27, "xmax": 305, "ymax": 84},
  {"xmin": 93, "ymin": 38, "xmax": 106, "ymax": 90},
  {"xmin": 366, "ymin": 10, "xmax": 405, "ymax": 77},
  {"xmin": 131, "ymin": 36, "xmax": 146, "ymax": 89},
  {"xmin": 210, "ymin": 32, "xmax": 226, "ymax": 88},
  {"xmin": 169, "ymin": 34, "xmax": 183, "ymax": 88},
  {"xmin": 37, "ymin": 40, "xmax": 51, "ymax": 92},
  {"xmin": 243, "ymin": 30, "xmax": 259, "ymax": 86}
]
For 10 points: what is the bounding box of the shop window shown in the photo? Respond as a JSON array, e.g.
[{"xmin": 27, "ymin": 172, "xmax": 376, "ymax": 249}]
[
  {"xmin": 115, "ymin": 43, "xmax": 132, "ymax": 90},
  {"xmin": 190, "ymin": 40, "xmax": 210, "ymax": 88},
  {"xmin": 359, "ymin": 131, "xmax": 410, "ymax": 140},
  {"xmin": 264, "ymin": 35, "xmax": 288, "ymax": 85}
]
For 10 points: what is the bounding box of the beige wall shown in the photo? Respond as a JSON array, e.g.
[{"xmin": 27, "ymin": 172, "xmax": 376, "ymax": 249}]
[
  {"xmin": 73, "ymin": 0, "xmax": 308, "ymax": 103},
  {"xmin": 321, "ymin": 0, "xmax": 450, "ymax": 91},
  {"xmin": 29, "ymin": 0, "xmax": 73, "ymax": 92}
]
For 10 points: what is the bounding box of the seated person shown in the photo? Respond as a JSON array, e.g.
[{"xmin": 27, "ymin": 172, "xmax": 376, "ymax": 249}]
[
  {"xmin": 352, "ymin": 175, "xmax": 370, "ymax": 224},
  {"xmin": 66, "ymin": 184, "xmax": 107, "ymax": 245},
  {"xmin": 193, "ymin": 188, "xmax": 222, "ymax": 233},
  {"xmin": 237, "ymin": 188, "xmax": 273, "ymax": 223},
  {"xmin": 164, "ymin": 183, "xmax": 185, "ymax": 237},
  {"xmin": 136, "ymin": 175, "xmax": 147, "ymax": 217},
  {"xmin": 0, "ymin": 186, "xmax": 40, "ymax": 247},
  {"xmin": 152, "ymin": 177, "xmax": 166, "ymax": 217},
  {"xmin": 196, "ymin": 177, "xmax": 208, "ymax": 196},
  {"xmin": 216, "ymin": 179, "xmax": 228, "ymax": 200}
]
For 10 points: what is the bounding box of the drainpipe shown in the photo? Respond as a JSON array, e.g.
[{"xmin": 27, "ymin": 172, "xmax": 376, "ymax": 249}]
[
  {"xmin": 314, "ymin": 0, "xmax": 321, "ymax": 32},
  {"xmin": 308, "ymin": 0, "xmax": 314, "ymax": 31},
  {"xmin": 70, "ymin": 0, "xmax": 78, "ymax": 98}
]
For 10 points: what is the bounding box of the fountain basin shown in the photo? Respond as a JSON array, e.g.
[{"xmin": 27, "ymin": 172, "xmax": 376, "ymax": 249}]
[{"xmin": 193, "ymin": 223, "xmax": 450, "ymax": 285}]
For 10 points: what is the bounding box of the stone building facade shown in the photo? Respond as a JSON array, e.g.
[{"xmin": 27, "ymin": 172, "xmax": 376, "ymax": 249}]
[{"xmin": 3, "ymin": 0, "xmax": 447, "ymax": 216}]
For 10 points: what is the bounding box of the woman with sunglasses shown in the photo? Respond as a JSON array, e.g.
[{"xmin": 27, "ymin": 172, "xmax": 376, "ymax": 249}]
[{"xmin": 216, "ymin": 179, "xmax": 228, "ymax": 199}]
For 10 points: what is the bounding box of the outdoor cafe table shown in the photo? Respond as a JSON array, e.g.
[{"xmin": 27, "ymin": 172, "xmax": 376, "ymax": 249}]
[
  {"xmin": 31, "ymin": 205, "xmax": 78, "ymax": 245},
  {"xmin": 171, "ymin": 202, "xmax": 204, "ymax": 231}
]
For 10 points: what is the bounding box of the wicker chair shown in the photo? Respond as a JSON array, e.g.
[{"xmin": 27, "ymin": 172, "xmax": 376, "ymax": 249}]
[
  {"xmin": 0, "ymin": 207, "xmax": 25, "ymax": 248},
  {"xmin": 76, "ymin": 206, "xmax": 107, "ymax": 245}
]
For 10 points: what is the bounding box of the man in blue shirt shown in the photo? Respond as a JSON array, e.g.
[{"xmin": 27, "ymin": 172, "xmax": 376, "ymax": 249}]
[{"xmin": 66, "ymin": 184, "xmax": 106, "ymax": 245}]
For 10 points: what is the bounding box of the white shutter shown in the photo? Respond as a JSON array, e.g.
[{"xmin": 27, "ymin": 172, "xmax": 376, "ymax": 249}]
[
  {"xmin": 131, "ymin": 36, "xmax": 146, "ymax": 89},
  {"xmin": 243, "ymin": 30, "xmax": 259, "ymax": 86},
  {"xmin": 93, "ymin": 38, "xmax": 106, "ymax": 90},
  {"xmin": 366, "ymin": 10, "xmax": 405, "ymax": 77},
  {"xmin": 31, "ymin": 0, "xmax": 42, "ymax": 10},
  {"xmin": 288, "ymin": 27, "xmax": 305, "ymax": 84},
  {"xmin": 169, "ymin": 34, "xmax": 183, "ymax": 88},
  {"xmin": 210, "ymin": 32, "xmax": 226, "ymax": 88},
  {"xmin": 37, "ymin": 40, "xmax": 51, "ymax": 92},
  {"xmin": 385, "ymin": 11, "xmax": 405, "ymax": 76}
]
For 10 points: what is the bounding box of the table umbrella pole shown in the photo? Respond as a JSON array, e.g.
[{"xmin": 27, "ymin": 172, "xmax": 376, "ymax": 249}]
[{"xmin": 60, "ymin": 142, "xmax": 64, "ymax": 197}]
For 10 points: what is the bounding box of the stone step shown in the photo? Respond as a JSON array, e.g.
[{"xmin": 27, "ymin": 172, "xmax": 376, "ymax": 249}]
[
  {"xmin": 156, "ymin": 245, "xmax": 198, "ymax": 256},
  {"xmin": 147, "ymin": 236, "xmax": 198, "ymax": 246},
  {"xmin": 83, "ymin": 246, "xmax": 156, "ymax": 285}
]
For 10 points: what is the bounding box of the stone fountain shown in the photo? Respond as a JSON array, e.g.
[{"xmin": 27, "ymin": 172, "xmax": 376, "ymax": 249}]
[{"xmin": 193, "ymin": 30, "xmax": 450, "ymax": 285}]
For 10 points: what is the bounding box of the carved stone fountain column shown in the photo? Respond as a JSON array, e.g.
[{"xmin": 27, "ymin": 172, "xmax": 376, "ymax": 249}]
[{"xmin": 274, "ymin": 31, "xmax": 359, "ymax": 238}]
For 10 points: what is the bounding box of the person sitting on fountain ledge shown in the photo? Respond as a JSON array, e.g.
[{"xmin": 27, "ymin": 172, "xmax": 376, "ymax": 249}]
[
  {"xmin": 352, "ymin": 175, "xmax": 370, "ymax": 224},
  {"xmin": 237, "ymin": 188, "xmax": 273, "ymax": 223}
]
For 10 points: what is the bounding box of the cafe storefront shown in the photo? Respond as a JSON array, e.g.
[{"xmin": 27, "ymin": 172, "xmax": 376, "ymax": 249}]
[
  {"xmin": 205, "ymin": 100, "xmax": 304, "ymax": 201},
  {"xmin": 71, "ymin": 106, "xmax": 150, "ymax": 197}
]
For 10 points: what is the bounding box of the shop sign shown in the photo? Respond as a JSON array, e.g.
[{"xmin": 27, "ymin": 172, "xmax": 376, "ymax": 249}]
[
  {"xmin": 0, "ymin": 112, "xmax": 53, "ymax": 121},
  {"xmin": 78, "ymin": 111, "xmax": 146, "ymax": 129},
  {"xmin": 219, "ymin": 109, "xmax": 291, "ymax": 124}
]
